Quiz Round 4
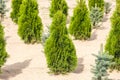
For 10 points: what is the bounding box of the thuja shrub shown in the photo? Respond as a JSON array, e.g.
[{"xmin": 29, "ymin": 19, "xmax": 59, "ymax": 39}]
[
  {"xmin": 88, "ymin": 0, "xmax": 104, "ymax": 13},
  {"xmin": 10, "ymin": 0, "xmax": 23, "ymax": 23},
  {"xmin": 49, "ymin": 0, "xmax": 68, "ymax": 17},
  {"xmin": 18, "ymin": 0, "xmax": 43, "ymax": 44},
  {"xmin": 0, "ymin": 0, "xmax": 8, "ymax": 73},
  {"xmin": 44, "ymin": 11, "xmax": 77, "ymax": 74},
  {"xmin": 0, "ymin": 24, "xmax": 8, "ymax": 72},
  {"xmin": 105, "ymin": 0, "xmax": 120, "ymax": 71},
  {"xmin": 69, "ymin": 0, "xmax": 91, "ymax": 40}
]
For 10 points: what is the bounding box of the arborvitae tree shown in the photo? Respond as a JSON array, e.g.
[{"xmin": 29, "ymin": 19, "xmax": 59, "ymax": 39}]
[
  {"xmin": 44, "ymin": 11, "xmax": 77, "ymax": 74},
  {"xmin": 0, "ymin": 0, "xmax": 8, "ymax": 72},
  {"xmin": 0, "ymin": 24, "xmax": 8, "ymax": 72},
  {"xmin": 69, "ymin": 0, "xmax": 91, "ymax": 40},
  {"xmin": 91, "ymin": 44, "xmax": 113, "ymax": 80},
  {"xmin": 105, "ymin": 0, "xmax": 120, "ymax": 71},
  {"xmin": 10, "ymin": 0, "xmax": 23, "ymax": 23},
  {"xmin": 90, "ymin": 6, "xmax": 103, "ymax": 28},
  {"xmin": 88, "ymin": 0, "xmax": 104, "ymax": 13},
  {"xmin": 18, "ymin": 0, "xmax": 43, "ymax": 44},
  {"xmin": 49, "ymin": 0, "xmax": 68, "ymax": 17}
]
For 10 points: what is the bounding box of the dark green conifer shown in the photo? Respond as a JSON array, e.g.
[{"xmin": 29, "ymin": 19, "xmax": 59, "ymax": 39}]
[
  {"xmin": 49, "ymin": 0, "xmax": 68, "ymax": 17},
  {"xmin": 69, "ymin": 0, "xmax": 91, "ymax": 40},
  {"xmin": 45, "ymin": 11, "xmax": 77, "ymax": 74},
  {"xmin": 10, "ymin": 0, "xmax": 23, "ymax": 23},
  {"xmin": 18, "ymin": 0, "xmax": 43, "ymax": 43}
]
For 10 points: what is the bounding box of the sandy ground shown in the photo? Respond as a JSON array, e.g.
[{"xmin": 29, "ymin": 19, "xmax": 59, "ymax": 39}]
[{"xmin": 0, "ymin": 0, "xmax": 120, "ymax": 80}]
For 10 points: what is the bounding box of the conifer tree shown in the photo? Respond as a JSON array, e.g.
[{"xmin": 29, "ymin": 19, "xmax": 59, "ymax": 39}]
[
  {"xmin": 0, "ymin": 0, "xmax": 8, "ymax": 72},
  {"xmin": 10, "ymin": 0, "xmax": 23, "ymax": 23},
  {"xmin": 69, "ymin": 0, "xmax": 91, "ymax": 40},
  {"xmin": 18, "ymin": 0, "xmax": 43, "ymax": 44},
  {"xmin": 0, "ymin": 0, "xmax": 7, "ymax": 22},
  {"xmin": 44, "ymin": 11, "xmax": 77, "ymax": 74},
  {"xmin": 88, "ymin": 0, "xmax": 104, "ymax": 13},
  {"xmin": 90, "ymin": 6, "xmax": 103, "ymax": 28},
  {"xmin": 91, "ymin": 44, "xmax": 113, "ymax": 80},
  {"xmin": 105, "ymin": 0, "xmax": 120, "ymax": 70},
  {"xmin": 49, "ymin": 0, "xmax": 68, "ymax": 17},
  {"xmin": 0, "ymin": 24, "xmax": 8, "ymax": 72},
  {"xmin": 104, "ymin": 2, "xmax": 111, "ymax": 14}
]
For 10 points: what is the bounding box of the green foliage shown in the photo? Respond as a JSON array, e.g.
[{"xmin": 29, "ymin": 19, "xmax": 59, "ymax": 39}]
[
  {"xmin": 44, "ymin": 11, "xmax": 77, "ymax": 74},
  {"xmin": 49, "ymin": 0, "xmax": 68, "ymax": 17},
  {"xmin": 88, "ymin": 0, "xmax": 104, "ymax": 13},
  {"xmin": 90, "ymin": 6, "xmax": 103, "ymax": 28},
  {"xmin": 0, "ymin": 24, "xmax": 8, "ymax": 72},
  {"xmin": 0, "ymin": 0, "xmax": 8, "ymax": 72},
  {"xmin": 69, "ymin": 0, "xmax": 91, "ymax": 40},
  {"xmin": 105, "ymin": 0, "xmax": 120, "ymax": 71},
  {"xmin": 104, "ymin": 2, "xmax": 111, "ymax": 14},
  {"xmin": 10, "ymin": 0, "xmax": 23, "ymax": 23},
  {"xmin": 18, "ymin": 0, "xmax": 43, "ymax": 44},
  {"xmin": 0, "ymin": 0, "xmax": 7, "ymax": 22},
  {"xmin": 91, "ymin": 44, "xmax": 114, "ymax": 80}
]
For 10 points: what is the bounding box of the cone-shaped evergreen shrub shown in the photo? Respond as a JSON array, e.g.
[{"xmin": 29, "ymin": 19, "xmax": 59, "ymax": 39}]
[
  {"xmin": 0, "ymin": 0, "xmax": 8, "ymax": 73},
  {"xmin": 90, "ymin": 6, "xmax": 103, "ymax": 28},
  {"xmin": 91, "ymin": 44, "xmax": 114, "ymax": 80},
  {"xmin": 49, "ymin": 0, "xmax": 68, "ymax": 17},
  {"xmin": 44, "ymin": 11, "xmax": 77, "ymax": 74},
  {"xmin": 69, "ymin": 0, "xmax": 91, "ymax": 40},
  {"xmin": 18, "ymin": 0, "xmax": 43, "ymax": 44},
  {"xmin": 10, "ymin": 0, "xmax": 23, "ymax": 23},
  {"xmin": 88, "ymin": 0, "xmax": 104, "ymax": 13},
  {"xmin": 0, "ymin": 24, "xmax": 8, "ymax": 72},
  {"xmin": 105, "ymin": 0, "xmax": 120, "ymax": 71}
]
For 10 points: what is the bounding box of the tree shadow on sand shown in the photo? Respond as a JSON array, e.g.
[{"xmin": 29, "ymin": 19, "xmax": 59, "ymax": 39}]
[
  {"xmin": 88, "ymin": 30, "xmax": 97, "ymax": 41},
  {"xmin": 73, "ymin": 58, "xmax": 84, "ymax": 74},
  {"xmin": 0, "ymin": 59, "xmax": 31, "ymax": 80}
]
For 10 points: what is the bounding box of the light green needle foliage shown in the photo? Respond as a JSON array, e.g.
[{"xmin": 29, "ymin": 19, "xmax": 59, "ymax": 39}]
[
  {"xmin": 69, "ymin": 0, "xmax": 91, "ymax": 40},
  {"xmin": 45, "ymin": 11, "xmax": 77, "ymax": 74},
  {"xmin": 50, "ymin": 0, "xmax": 68, "ymax": 17},
  {"xmin": 10, "ymin": 0, "xmax": 23, "ymax": 23},
  {"xmin": 18, "ymin": 0, "xmax": 43, "ymax": 44},
  {"xmin": 0, "ymin": 0, "xmax": 8, "ymax": 73},
  {"xmin": 105, "ymin": 0, "xmax": 120, "ymax": 71},
  {"xmin": 0, "ymin": 24, "xmax": 8, "ymax": 73}
]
